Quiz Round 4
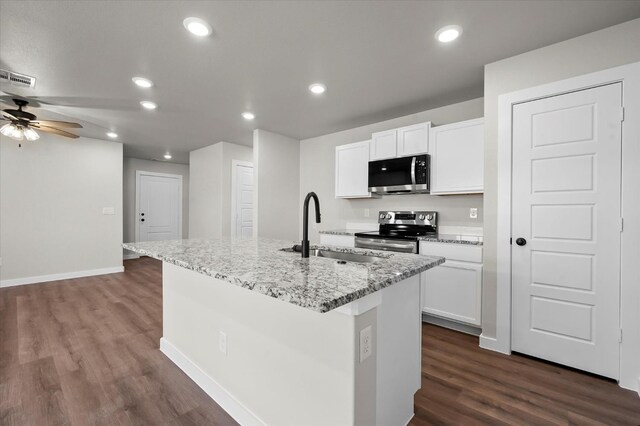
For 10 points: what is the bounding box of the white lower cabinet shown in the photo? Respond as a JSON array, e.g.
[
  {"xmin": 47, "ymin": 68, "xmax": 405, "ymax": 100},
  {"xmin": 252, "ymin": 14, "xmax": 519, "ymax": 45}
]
[
  {"xmin": 419, "ymin": 241, "xmax": 482, "ymax": 327},
  {"xmin": 319, "ymin": 234, "xmax": 355, "ymax": 248}
]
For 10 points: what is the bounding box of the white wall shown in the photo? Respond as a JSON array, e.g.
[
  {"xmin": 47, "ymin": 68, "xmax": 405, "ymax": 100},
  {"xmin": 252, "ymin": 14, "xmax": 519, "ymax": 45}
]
[
  {"xmin": 122, "ymin": 157, "xmax": 190, "ymax": 255},
  {"xmin": 482, "ymin": 17, "xmax": 640, "ymax": 339},
  {"xmin": 0, "ymin": 134, "xmax": 123, "ymax": 284},
  {"xmin": 189, "ymin": 142, "xmax": 252, "ymax": 239},
  {"xmin": 253, "ymin": 129, "xmax": 300, "ymax": 241},
  {"xmin": 299, "ymin": 98, "xmax": 484, "ymax": 243}
]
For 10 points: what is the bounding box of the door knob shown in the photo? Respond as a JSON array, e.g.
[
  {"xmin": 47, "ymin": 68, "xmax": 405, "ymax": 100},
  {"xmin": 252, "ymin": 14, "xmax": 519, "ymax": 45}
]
[
  {"xmin": 141, "ymin": 218, "xmax": 145, "ymax": 222},
  {"xmin": 141, "ymin": 213, "xmax": 145, "ymax": 216},
  {"xmin": 515, "ymin": 237, "xmax": 526, "ymax": 246}
]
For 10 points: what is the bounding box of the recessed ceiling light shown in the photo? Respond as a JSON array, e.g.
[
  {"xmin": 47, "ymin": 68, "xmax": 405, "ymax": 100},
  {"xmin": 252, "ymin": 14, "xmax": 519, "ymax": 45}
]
[
  {"xmin": 132, "ymin": 77, "xmax": 154, "ymax": 88},
  {"xmin": 106, "ymin": 132, "xmax": 118, "ymax": 138},
  {"xmin": 183, "ymin": 17, "xmax": 212, "ymax": 37},
  {"xmin": 140, "ymin": 101, "xmax": 157, "ymax": 110},
  {"xmin": 309, "ymin": 83, "xmax": 326, "ymax": 95},
  {"xmin": 164, "ymin": 153, "xmax": 172, "ymax": 160},
  {"xmin": 435, "ymin": 25, "xmax": 462, "ymax": 43},
  {"xmin": 242, "ymin": 112, "xmax": 255, "ymax": 121}
]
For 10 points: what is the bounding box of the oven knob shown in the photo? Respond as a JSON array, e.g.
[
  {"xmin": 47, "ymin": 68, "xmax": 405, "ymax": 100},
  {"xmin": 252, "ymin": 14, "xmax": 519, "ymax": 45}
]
[
  {"xmin": 379, "ymin": 213, "xmax": 386, "ymax": 219},
  {"xmin": 386, "ymin": 213, "xmax": 392, "ymax": 219},
  {"xmin": 426, "ymin": 214, "xmax": 434, "ymax": 220},
  {"xmin": 418, "ymin": 214, "xmax": 426, "ymax": 220}
]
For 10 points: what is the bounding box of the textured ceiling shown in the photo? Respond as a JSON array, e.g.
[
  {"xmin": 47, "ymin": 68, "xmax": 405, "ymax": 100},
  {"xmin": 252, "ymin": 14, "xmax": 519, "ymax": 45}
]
[{"xmin": 1, "ymin": 1, "xmax": 639, "ymax": 163}]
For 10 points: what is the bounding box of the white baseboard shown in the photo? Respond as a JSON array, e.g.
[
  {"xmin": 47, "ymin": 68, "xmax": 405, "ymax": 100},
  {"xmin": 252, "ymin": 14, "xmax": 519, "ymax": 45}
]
[
  {"xmin": 123, "ymin": 253, "xmax": 140, "ymax": 260},
  {"xmin": 160, "ymin": 337, "xmax": 265, "ymax": 426},
  {"xmin": 479, "ymin": 333, "xmax": 510, "ymax": 354},
  {"xmin": 0, "ymin": 266, "xmax": 124, "ymax": 288}
]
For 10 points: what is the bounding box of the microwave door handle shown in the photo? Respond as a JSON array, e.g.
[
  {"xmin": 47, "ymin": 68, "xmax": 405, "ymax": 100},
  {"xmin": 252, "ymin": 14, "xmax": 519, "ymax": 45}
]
[{"xmin": 410, "ymin": 157, "xmax": 416, "ymax": 185}]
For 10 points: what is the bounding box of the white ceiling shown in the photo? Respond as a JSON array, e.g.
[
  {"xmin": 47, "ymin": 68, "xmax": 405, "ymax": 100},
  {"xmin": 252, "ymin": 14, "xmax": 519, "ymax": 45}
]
[{"xmin": 1, "ymin": 1, "xmax": 639, "ymax": 164}]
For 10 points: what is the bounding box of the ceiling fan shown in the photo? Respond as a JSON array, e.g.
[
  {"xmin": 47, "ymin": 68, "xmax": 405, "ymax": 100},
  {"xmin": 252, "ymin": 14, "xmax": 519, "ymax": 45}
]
[{"xmin": 1, "ymin": 98, "xmax": 82, "ymax": 145}]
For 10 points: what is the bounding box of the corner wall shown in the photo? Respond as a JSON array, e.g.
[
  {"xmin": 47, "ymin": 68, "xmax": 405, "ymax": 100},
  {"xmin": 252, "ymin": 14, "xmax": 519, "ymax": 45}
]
[
  {"xmin": 482, "ymin": 18, "xmax": 640, "ymax": 338},
  {"xmin": 253, "ymin": 129, "xmax": 300, "ymax": 241},
  {"xmin": 0, "ymin": 134, "xmax": 123, "ymax": 285}
]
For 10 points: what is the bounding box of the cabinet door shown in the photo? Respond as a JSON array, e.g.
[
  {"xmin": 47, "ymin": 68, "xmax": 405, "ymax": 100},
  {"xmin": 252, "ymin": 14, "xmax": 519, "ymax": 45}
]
[
  {"xmin": 397, "ymin": 122, "xmax": 430, "ymax": 156},
  {"xmin": 370, "ymin": 129, "xmax": 397, "ymax": 160},
  {"xmin": 335, "ymin": 141, "xmax": 372, "ymax": 198},
  {"xmin": 421, "ymin": 261, "xmax": 482, "ymax": 326},
  {"xmin": 430, "ymin": 118, "xmax": 484, "ymax": 194}
]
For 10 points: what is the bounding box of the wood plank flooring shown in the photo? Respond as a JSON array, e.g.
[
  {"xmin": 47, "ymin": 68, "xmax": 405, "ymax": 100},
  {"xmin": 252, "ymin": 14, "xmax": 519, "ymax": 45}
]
[{"xmin": 1, "ymin": 257, "xmax": 639, "ymax": 425}]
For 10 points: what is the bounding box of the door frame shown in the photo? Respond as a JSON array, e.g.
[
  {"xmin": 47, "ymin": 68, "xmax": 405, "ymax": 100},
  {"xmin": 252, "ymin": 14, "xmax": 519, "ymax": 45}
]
[
  {"xmin": 135, "ymin": 170, "xmax": 183, "ymax": 243},
  {"xmin": 230, "ymin": 160, "xmax": 253, "ymax": 238},
  {"xmin": 491, "ymin": 61, "xmax": 640, "ymax": 392}
]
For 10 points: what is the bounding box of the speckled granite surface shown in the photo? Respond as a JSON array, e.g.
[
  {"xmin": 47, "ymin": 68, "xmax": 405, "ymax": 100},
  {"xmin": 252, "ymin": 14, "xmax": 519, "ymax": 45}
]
[
  {"xmin": 123, "ymin": 238, "xmax": 444, "ymax": 313},
  {"xmin": 418, "ymin": 235, "xmax": 483, "ymax": 246},
  {"xmin": 318, "ymin": 229, "xmax": 365, "ymax": 236}
]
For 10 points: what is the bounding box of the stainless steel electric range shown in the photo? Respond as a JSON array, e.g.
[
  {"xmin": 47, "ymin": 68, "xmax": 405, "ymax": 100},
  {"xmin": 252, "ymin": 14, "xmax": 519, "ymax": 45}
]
[{"xmin": 354, "ymin": 211, "xmax": 437, "ymax": 254}]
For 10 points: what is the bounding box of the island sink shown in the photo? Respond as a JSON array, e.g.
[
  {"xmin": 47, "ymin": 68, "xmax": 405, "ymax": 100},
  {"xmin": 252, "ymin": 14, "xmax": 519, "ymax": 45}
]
[{"xmin": 307, "ymin": 248, "xmax": 384, "ymax": 263}]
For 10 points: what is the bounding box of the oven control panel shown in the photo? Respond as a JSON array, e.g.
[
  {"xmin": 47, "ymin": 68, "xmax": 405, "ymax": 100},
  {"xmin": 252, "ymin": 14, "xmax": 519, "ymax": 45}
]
[{"xmin": 377, "ymin": 211, "xmax": 437, "ymax": 226}]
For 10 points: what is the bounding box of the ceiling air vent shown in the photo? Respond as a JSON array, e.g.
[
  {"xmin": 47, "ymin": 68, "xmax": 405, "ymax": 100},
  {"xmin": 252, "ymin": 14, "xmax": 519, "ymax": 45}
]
[{"xmin": 0, "ymin": 69, "xmax": 36, "ymax": 89}]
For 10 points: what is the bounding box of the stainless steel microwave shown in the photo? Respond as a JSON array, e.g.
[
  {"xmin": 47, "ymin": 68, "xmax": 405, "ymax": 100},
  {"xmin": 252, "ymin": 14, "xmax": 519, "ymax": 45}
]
[{"xmin": 368, "ymin": 154, "xmax": 430, "ymax": 194}]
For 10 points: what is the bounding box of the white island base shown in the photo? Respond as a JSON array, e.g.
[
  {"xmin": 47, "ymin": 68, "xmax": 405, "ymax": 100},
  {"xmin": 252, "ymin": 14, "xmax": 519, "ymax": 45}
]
[{"xmin": 160, "ymin": 262, "xmax": 422, "ymax": 426}]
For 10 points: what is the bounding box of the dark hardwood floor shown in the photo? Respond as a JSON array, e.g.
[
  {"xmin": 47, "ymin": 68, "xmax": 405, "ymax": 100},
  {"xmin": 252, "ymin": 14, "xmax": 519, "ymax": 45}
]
[{"xmin": 1, "ymin": 257, "xmax": 638, "ymax": 425}]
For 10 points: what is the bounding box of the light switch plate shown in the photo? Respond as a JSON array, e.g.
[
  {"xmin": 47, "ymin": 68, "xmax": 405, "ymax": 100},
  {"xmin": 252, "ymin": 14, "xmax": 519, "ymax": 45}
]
[
  {"xmin": 469, "ymin": 208, "xmax": 478, "ymax": 219},
  {"xmin": 102, "ymin": 207, "xmax": 115, "ymax": 215}
]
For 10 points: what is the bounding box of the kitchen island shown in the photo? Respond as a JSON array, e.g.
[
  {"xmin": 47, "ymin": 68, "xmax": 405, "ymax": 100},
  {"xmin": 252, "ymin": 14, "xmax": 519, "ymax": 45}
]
[{"xmin": 123, "ymin": 238, "xmax": 444, "ymax": 426}]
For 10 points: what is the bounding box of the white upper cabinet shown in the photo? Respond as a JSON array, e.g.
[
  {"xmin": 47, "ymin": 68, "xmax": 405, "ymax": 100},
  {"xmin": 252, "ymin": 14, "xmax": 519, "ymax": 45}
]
[
  {"xmin": 370, "ymin": 122, "xmax": 431, "ymax": 160},
  {"xmin": 335, "ymin": 140, "xmax": 375, "ymax": 198},
  {"xmin": 369, "ymin": 129, "xmax": 397, "ymax": 160},
  {"xmin": 397, "ymin": 122, "xmax": 430, "ymax": 156},
  {"xmin": 430, "ymin": 118, "xmax": 484, "ymax": 194}
]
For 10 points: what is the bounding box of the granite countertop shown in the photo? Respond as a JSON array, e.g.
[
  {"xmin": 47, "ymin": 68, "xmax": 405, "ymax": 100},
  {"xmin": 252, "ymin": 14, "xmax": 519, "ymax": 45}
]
[
  {"xmin": 123, "ymin": 238, "xmax": 444, "ymax": 313},
  {"xmin": 320, "ymin": 229, "xmax": 483, "ymax": 246}
]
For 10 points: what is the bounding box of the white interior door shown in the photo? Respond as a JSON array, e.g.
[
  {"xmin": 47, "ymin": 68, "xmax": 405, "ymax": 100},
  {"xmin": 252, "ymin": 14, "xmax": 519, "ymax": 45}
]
[
  {"xmin": 138, "ymin": 173, "xmax": 181, "ymax": 242},
  {"xmin": 234, "ymin": 163, "xmax": 254, "ymax": 238},
  {"xmin": 511, "ymin": 83, "xmax": 622, "ymax": 379}
]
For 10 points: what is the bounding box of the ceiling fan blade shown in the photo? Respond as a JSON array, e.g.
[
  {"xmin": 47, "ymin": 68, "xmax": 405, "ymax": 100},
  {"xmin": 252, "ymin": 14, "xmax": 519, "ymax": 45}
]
[
  {"xmin": 2, "ymin": 111, "xmax": 18, "ymax": 120},
  {"xmin": 31, "ymin": 120, "xmax": 82, "ymax": 128},
  {"xmin": 33, "ymin": 125, "xmax": 80, "ymax": 139}
]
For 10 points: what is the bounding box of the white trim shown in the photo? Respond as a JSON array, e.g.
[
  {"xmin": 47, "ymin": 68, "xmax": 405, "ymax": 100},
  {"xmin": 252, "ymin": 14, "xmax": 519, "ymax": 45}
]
[
  {"xmin": 496, "ymin": 61, "xmax": 640, "ymax": 392},
  {"xmin": 123, "ymin": 253, "xmax": 140, "ymax": 260},
  {"xmin": 160, "ymin": 337, "xmax": 266, "ymax": 426},
  {"xmin": 479, "ymin": 333, "xmax": 507, "ymax": 354},
  {"xmin": 0, "ymin": 266, "xmax": 125, "ymax": 288},
  {"xmin": 230, "ymin": 160, "xmax": 254, "ymax": 238},
  {"xmin": 135, "ymin": 170, "xmax": 183, "ymax": 243}
]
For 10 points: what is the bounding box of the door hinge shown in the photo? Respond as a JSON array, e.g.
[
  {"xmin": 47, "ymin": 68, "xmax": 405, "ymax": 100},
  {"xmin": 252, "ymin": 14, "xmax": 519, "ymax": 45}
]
[
  {"xmin": 510, "ymin": 237, "xmax": 512, "ymax": 245},
  {"xmin": 619, "ymin": 107, "xmax": 625, "ymax": 122},
  {"xmin": 619, "ymin": 217, "xmax": 624, "ymax": 232},
  {"xmin": 619, "ymin": 328, "xmax": 623, "ymax": 343}
]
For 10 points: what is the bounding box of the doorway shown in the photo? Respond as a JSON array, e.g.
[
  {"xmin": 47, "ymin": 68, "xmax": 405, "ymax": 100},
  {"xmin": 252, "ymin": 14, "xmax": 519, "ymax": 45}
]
[
  {"xmin": 136, "ymin": 171, "xmax": 182, "ymax": 242},
  {"xmin": 231, "ymin": 161, "xmax": 254, "ymax": 238}
]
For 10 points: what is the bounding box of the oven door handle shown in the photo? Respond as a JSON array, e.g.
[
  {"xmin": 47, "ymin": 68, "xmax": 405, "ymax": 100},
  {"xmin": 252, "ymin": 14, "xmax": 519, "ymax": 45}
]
[
  {"xmin": 410, "ymin": 157, "xmax": 416, "ymax": 185},
  {"xmin": 355, "ymin": 237, "xmax": 417, "ymax": 253}
]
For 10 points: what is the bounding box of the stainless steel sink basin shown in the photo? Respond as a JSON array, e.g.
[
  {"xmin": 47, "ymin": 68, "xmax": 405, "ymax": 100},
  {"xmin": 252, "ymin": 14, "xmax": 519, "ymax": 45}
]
[{"xmin": 308, "ymin": 249, "xmax": 384, "ymax": 264}]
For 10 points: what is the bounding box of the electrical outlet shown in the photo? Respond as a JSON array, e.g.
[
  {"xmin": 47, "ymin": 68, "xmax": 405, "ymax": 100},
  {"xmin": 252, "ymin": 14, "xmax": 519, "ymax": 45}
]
[
  {"xmin": 219, "ymin": 331, "xmax": 227, "ymax": 356},
  {"xmin": 359, "ymin": 326, "xmax": 372, "ymax": 363},
  {"xmin": 470, "ymin": 208, "xmax": 478, "ymax": 219},
  {"xmin": 364, "ymin": 208, "xmax": 370, "ymax": 218}
]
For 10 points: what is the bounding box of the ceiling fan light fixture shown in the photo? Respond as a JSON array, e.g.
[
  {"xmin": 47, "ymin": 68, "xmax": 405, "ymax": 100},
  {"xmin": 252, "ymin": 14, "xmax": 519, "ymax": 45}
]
[
  {"xmin": 1, "ymin": 123, "xmax": 17, "ymax": 137},
  {"xmin": 23, "ymin": 127, "xmax": 40, "ymax": 141},
  {"xmin": 132, "ymin": 77, "xmax": 154, "ymax": 88},
  {"xmin": 140, "ymin": 101, "xmax": 157, "ymax": 110}
]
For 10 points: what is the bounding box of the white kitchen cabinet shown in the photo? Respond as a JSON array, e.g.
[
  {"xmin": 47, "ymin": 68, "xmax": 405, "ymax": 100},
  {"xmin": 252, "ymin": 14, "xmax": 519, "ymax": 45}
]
[
  {"xmin": 420, "ymin": 241, "xmax": 482, "ymax": 327},
  {"xmin": 319, "ymin": 234, "xmax": 355, "ymax": 248},
  {"xmin": 370, "ymin": 129, "xmax": 397, "ymax": 160},
  {"xmin": 397, "ymin": 122, "xmax": 430, "ymax": 156},
  {"xmin": 430, "ymin": 118, "xmax": 484, "ymax": 194},
  {"xmin": 370, "ymin": 122, "xmax": 430, "ymax": 160},
  {"xmin": 335, "ymin": 140, "xmax": 375, "ymax": 198}
]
